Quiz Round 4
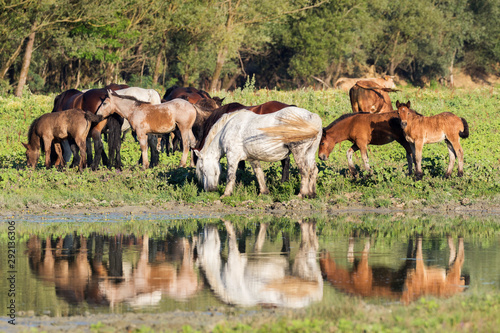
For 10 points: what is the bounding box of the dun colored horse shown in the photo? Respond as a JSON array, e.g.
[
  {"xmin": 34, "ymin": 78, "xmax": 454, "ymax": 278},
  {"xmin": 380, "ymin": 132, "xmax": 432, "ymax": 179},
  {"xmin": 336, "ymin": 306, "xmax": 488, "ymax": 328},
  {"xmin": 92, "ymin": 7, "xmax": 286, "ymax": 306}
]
[
  {"xmin": 349, "ymin": 80, "xmax": 398, "ymax": 113},
  {"xmin": 318, "ymin": 111, "xmax": 414, "ymax": 176},
  {"xmin": 97, "ymin": 91, "xmax": 197, "ymax": 169},
  {"xmin": 396, "ymin": 101, "xmax": 469, "ymax": 180},
  {"xmin": 23, "ymin": 109, "xmax": 102, "ymax": 170}
]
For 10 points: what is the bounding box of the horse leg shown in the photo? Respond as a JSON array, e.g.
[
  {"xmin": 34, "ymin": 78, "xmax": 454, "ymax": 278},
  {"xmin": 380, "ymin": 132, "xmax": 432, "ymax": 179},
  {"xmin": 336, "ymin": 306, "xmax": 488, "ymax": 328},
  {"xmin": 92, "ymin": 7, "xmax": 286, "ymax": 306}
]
[
  {"xmin": 358, "ymin": 144, "xmax": 372, "ymax": 175},
  {"xmin": 249, "ymin": 160, "xmax": 269, "ymax": 195},
  {"xmin": 76, "ymin": 138, "xmax": 87, "ymax": 171},
  {"xmin": 179, "ymin": 129, "xmax": 194, "ymax": 167},
  {"xmin": 398, "ymin": 138, "xmax": 414, "ymax": 175},
  {"xmin": 148, "ymin": 134, "xmax": 159, "ymax": 168},
  {"xmin": 107, "ymin": 114, "xmax": 123, "ymax": 170},
  {"xmin": 54, "ymin": 143, "xmax": 65, "ymax": 170},
  {"xmin": 43, "ymin": 138, "xmax": 53, "ymax": 169},
  {"xmin": 280, "ymin": 156, "xmax": 290, "ymax": 183},
  {"xmin": 346, "ymin": 145, "xmax": 360, "ymax": 176},
  {"xmin": 444, "ymin": 139, "xmax": 457, "ymax": 178},
  {"xmin": 86, "ymin": 137, "xmax": 93, "ymax": 166},
  {"xmin": 62, "ymin": 140, "xmax": 73, "ymax": 163},
  {"xmin": 414, "ymin": 141, "xmax": 424, "ymax": 180},
  {"xmin": 137, "ymin": 134, "xmax": 149, "ymax": 170},
  {"xmin": 221, "ymin": 160, "xmax": 239, "ymax": 198},
  {"xmin": 90, "ymin": 129, "xmax": 104, "ymax": 170}
]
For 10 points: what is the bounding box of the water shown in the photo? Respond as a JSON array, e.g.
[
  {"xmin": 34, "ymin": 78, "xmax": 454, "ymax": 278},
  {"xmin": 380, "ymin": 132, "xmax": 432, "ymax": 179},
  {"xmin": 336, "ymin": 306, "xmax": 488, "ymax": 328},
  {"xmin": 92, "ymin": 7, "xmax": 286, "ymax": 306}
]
[{"xmin": 1, "ymin": 212, "xmax": 499, "ymax": 317}]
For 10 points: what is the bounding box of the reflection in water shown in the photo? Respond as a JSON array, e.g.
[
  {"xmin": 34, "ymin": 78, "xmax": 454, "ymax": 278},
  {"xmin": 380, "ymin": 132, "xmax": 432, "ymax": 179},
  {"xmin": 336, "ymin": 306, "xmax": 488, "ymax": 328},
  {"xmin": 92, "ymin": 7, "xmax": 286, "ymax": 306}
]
[
  {"xmin": 197, "ymin": 221, "xmax": 323, "ymax": 308},
  {"xmin": 26, "ymin": 234, "xmax": 200, "ymax": 308},
  {"xmin": 320, "ymin": 237, "xmax": 469, "ymax": 303}
]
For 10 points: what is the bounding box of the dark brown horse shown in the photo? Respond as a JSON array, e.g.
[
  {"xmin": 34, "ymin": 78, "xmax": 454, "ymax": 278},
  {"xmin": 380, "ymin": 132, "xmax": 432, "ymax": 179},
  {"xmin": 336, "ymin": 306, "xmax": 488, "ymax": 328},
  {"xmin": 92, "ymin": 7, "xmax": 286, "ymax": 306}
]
[
  {"xmin": 23, "ymin": 109, "xmax": 102, "ymax": 170},
  {"xmin": 318, "ymin": 111, "xmax": 414, "ymax": 176},
  {"xmin": 56, "ymin": 84, "xmax": 128, "ymax": 170},
  {"xmin": 396, "ymin": 101, "xmax": 469, "ymax": 180},
  {"xmin": 195, "ymin": 101, "xmax": 294, "ymax": 182},
  {"xmin": 349, "ymin": 80, "xmax": 398, "ymax": 113},
  {"xmin": 162, "ymin": 86, "xmax": 224, "ymax": 154}
]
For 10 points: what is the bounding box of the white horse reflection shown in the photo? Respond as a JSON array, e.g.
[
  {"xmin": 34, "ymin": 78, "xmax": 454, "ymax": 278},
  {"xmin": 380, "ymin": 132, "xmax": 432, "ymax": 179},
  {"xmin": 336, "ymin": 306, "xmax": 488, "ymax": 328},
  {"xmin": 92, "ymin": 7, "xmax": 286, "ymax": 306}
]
[{"xmin": 197, "ymin": 221, "xmax": 323, "ymax": 308}]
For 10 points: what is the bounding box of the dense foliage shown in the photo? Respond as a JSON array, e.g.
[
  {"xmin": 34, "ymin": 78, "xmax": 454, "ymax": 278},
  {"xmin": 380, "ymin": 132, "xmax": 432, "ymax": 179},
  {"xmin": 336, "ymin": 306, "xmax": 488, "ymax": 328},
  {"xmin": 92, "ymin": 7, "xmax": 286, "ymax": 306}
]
[{"xmin": 1, "ymin": 0, "xmax": 499, "ymax": 95}]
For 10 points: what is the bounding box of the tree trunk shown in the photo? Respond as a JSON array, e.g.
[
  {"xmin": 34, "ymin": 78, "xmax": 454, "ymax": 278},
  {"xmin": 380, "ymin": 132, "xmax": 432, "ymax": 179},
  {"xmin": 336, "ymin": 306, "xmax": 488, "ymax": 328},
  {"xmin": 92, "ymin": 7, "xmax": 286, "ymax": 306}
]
[
  {"xmin": 449, "ymin": 49, "xmax": 456, "ymax": 88},
  {"xmin": 210, "ymin": 45, "xmax": 228, "ymax": 92},
  {"xmin": 0, "ymin": 40, "xmax": 24, "ymax": 80},
  {"xmin": 15, "ymin": 25, "xmax": 36, "ymax": 97},
  {"xmin": 152, "ymin": 48, "xmax": 163, "ymax": 85},
  {"xmin": 389, "ymin": 31, "xmax": 400, "ymax": 76}
]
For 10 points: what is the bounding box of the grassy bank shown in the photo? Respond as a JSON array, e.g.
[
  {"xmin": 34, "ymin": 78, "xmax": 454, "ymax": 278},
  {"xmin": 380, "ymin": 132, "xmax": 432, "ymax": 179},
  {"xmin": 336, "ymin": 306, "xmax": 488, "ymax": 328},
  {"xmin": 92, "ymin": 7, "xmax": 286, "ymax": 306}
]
[{"xmin": 0, "ymin": 86, "xmax": 499, "ymax": 211}]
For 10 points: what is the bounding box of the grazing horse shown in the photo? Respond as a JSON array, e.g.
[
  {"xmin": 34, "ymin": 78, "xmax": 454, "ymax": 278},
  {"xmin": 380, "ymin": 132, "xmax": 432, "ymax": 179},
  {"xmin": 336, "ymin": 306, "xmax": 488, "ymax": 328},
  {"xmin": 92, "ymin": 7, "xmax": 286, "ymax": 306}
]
[
  {"xmin": 318, "ymin": 111, "xmax": 415, "ymax": 176},
  {"xmin": 349, "ymin": 80, "xmax": 398, "ymax": 113},
  {"xmin": 97, "ymin": 91, "xmax": 197, "ymax": 169},
  {"xmin": 396, "ymin": 100, "xmax": 469, "ymax": 180},
  {"xmin": 197, "ymin": 221, "xmax": 322, "ymax": 308},
  {"xmin": 195, "ymin": 101, "xmax": 293, "ymax": 182},
  {"xmin": 195, "ymin": 107, "xmax": 322, "ymax": 198},
  {"xmin": 23, "ymin": 109, "xmax": 102, "ymax": 170},
  {"xmin": 53, "ymin": 84, "xmax": 129, "ymax": 170}
]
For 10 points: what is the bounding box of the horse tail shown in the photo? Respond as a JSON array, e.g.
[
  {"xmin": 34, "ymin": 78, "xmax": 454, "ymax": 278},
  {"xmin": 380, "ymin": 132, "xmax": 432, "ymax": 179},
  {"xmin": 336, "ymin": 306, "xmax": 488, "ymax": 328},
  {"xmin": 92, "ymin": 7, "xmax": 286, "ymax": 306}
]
[
  {"xmin": 260, "ymin": 113, "xmax": 321, "ymax": 143},
  {"xmin": 459, "ymin": 117, "xmax": 469, "ymax": 139},
  {"xmin": 85, "ymin": 111, "xmax": 103, "ymax": 123}
]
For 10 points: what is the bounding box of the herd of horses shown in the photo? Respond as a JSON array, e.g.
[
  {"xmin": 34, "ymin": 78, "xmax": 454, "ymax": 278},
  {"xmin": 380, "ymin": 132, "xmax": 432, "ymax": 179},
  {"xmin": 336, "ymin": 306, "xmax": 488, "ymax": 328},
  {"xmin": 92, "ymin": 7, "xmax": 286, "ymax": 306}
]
[{"xmin": 24, "ymin": 80, "xmax": 470, "ymax": 197}]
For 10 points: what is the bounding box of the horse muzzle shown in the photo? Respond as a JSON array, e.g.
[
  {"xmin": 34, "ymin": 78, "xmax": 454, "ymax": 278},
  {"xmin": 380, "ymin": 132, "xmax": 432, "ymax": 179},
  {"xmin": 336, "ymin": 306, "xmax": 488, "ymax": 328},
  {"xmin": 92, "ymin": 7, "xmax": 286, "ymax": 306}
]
[
  {"xmin": 400, "ymin": 121, "xmax": 407, "ymax": 129},
  {"xmin": 318, "ymin": 153, "xmax": 328, "ymax": 161}
]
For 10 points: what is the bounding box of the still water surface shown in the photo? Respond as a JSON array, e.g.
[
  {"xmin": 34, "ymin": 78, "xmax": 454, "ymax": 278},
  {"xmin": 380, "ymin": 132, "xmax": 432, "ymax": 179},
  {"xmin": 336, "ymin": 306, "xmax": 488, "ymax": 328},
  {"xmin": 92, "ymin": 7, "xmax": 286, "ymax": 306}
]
[{"xmin": 0, "ymin": 212, "xmax": 499, "ymax": 317}]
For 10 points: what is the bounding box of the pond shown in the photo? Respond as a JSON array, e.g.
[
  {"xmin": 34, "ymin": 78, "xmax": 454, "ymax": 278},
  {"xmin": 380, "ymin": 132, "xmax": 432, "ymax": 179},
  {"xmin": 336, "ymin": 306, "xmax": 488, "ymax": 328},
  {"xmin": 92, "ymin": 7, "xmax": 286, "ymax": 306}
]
[{"xmin": 0, "ymin": 212, "xmax": 499, "ymax": 319}]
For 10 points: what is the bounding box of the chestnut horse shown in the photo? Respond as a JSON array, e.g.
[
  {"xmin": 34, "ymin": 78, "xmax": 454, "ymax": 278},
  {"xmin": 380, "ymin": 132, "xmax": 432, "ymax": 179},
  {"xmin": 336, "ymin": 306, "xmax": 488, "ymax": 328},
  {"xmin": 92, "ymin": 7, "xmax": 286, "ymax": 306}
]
[
  {"xmin": 195, "ymin": 101, "xmax": 293, "ymax": 182},
  {"xmin": 349, "ymin": 80, "xmax": 398, "ymax": 113},
  {"xmin": 318, "ymin": 111, "xmax": 415, "ymax": 176},
  {"xmin": 97, "ymin": 91, "xmax": 197, "ymax": 169},
  {"xmin": 23, "ymin": 109, "xmax": 102, "ymax": 170},
  {"xmin": 396, "ymin": 101, "xmax": 469, "ymax": 180}
]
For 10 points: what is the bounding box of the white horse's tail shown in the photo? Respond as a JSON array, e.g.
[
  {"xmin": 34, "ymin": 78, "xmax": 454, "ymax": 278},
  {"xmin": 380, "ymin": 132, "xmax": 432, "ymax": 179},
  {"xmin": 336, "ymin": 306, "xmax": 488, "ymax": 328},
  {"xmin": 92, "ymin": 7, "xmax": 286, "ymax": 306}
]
[{"xmin": 260, "ymin": 113, "xmax": 321, "ymax": 143}]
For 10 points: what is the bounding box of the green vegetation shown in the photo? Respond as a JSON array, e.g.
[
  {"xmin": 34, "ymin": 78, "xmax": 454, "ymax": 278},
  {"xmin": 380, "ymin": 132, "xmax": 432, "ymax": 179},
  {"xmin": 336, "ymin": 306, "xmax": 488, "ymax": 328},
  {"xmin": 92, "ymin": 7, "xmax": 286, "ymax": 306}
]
[
  {"xmin": 1, "ymin": 86, "xmax": 499, "ymax": 211},
  {"xmin": 1, "ymin": 0, "xmax": 500, "ymax": 94}
]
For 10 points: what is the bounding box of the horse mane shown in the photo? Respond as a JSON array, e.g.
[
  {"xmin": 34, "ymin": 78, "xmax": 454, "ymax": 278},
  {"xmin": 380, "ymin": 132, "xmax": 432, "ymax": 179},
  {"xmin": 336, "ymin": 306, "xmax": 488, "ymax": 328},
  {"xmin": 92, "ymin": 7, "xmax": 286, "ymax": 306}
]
[
  {"xmin": 27, "ymin": 116, "xmax": 41, "ymax": 143},
  {"xmin": 196, "ymin": 102, "xmax": 248, "ymax": 150},
  {"xmin": 200, "ymin": 110, "xmax": 250, "ymax": 153},
  {"xmin": 324, "ymin": 112, "xmax": 367, "ymax": 131}
]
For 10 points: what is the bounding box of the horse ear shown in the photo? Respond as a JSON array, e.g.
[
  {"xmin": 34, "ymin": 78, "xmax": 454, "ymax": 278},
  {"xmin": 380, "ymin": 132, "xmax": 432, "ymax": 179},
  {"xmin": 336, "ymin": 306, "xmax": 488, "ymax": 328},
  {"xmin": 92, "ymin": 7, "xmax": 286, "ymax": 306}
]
[
  {"xmin": 107, "ymin": 89, "xmax": 113, "ymax": 97},
  {"xmin": 396, "ymin": 100, "xmax": 401, "ymax": 108},
  {"xmin": 406, "ymin": 101, "xmax": 411, "ymax": 109},
  {"xmin": 193, "ymin": 149, "xmax": 202, "ymax": 159}
]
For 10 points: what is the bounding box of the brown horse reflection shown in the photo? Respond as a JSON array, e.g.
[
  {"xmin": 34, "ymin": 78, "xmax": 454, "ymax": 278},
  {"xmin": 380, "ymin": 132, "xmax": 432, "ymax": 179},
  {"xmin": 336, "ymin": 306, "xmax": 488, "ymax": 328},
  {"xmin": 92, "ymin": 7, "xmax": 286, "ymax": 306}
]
[
  {"xmin": 26, "ymin": 234, "xmax": 201, "ymax": 307},
  {"xmin": 197, "ymin": 221, "xmax": 323, "ymax": 308},
  {"xmin": 320, "ymin": 237, "xmax": 468, "ymax": 304}
]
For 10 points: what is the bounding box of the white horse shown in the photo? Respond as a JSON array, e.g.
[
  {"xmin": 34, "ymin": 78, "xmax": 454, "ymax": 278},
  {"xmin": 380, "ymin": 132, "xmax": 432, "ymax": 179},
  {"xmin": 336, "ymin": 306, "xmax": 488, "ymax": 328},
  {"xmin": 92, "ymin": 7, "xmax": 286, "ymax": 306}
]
[{"xmin": 195, "ymin": 107, "xmax": 322, "ymax": 198}]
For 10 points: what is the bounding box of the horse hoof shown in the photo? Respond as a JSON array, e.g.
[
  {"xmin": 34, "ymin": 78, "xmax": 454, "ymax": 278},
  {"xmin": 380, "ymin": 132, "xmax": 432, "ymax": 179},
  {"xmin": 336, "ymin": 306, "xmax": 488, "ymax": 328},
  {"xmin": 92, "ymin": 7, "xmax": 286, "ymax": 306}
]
[
  {"xmin": 415, "ymin": 174, "xmax": 423, "ymax": 181},
  {"xmin": 457, "ymin": 171, "xmax": 464, "ymax": 177}
]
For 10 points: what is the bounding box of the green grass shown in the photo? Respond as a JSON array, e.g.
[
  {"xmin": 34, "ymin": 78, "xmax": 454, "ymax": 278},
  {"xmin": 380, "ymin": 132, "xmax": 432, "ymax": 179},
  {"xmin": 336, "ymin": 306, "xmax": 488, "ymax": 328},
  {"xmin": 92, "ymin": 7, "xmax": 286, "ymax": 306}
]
[{"xmin": 0, "ymin": 86, "xmax": 499, "ymax": 211}]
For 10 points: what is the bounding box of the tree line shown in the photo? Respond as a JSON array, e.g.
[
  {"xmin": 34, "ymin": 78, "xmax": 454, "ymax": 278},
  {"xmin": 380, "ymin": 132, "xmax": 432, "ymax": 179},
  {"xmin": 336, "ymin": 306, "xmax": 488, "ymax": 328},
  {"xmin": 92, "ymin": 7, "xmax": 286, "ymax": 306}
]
[{"xmin": 1, "ymin": 0, "xmax": 499, "ymax": 96}]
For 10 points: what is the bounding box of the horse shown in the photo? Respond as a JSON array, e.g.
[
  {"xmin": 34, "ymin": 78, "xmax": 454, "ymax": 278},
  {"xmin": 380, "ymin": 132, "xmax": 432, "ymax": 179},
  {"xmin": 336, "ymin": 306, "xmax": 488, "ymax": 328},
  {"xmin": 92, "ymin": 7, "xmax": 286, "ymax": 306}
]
[
  {"xmin": 195, "ymin": 101, "xmax": 294, "ymax": 182},
  {"xmin": 97, "ymin": 90, "xmax": 197, "ymax": 169},
  {"xmin": 318, "ymin": 111, "xmax": 415, "ymax": 176},
  {"xmin": 195, "ymin": 107, "xmax": 322, "ymax": 198},
  {"xmin": 23, "ymin": 109, "xmax": 102, "ymax": 170},
  {"xmin": 162, "ymin": 86, "xmax": 224, "ymax": 154},
  {"xmin": 396, "ymin": 100, "xmax": 469, "ymax": 180},
  {"xmin": 53, "ymin": 84, "xmax": 129, "ymax": 170},
  {"xmin": 114, "ymin": 87, "xmax": 163, "ymax": 167},
  {"xmin": 349, "ymin": 80, "xmax": 398, "ymax": 113}
]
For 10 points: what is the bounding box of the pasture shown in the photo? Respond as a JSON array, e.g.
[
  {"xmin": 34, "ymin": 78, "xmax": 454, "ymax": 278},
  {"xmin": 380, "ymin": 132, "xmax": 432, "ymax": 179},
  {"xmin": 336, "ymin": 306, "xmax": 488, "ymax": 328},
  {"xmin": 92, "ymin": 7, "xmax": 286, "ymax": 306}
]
[{"xmin": 0, "ymin": 86, "xmax": 499, "ymax": 211}]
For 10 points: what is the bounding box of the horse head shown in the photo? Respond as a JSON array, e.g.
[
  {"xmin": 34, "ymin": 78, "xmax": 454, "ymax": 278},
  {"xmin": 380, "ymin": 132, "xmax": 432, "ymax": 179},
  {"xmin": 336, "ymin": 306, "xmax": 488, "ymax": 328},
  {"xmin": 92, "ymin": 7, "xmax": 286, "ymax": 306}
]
[
  {"xmin": 396, "ymin": 100, "xmax": 412, "ymax": 129},
  {"xmin": 95, "ymin": 89, "xmax": 117, "ymax": 118},
  {"xmin": 318, "ymin": 129, "xmax": 334, "ymax": 161},
  {"xmin": 23, "ymin": 142, "xmax": 39, "ymax": 168},
  {"xmin": 194, "ymin": 150, "xmax": 220, "ymax": 192}
]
